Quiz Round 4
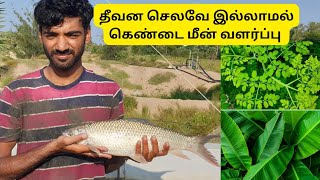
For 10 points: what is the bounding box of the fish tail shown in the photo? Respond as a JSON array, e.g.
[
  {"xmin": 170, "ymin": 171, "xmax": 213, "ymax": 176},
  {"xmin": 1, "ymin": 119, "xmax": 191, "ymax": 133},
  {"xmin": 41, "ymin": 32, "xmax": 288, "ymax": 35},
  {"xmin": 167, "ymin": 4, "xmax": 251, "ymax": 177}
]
[{"xmin": 191, "ymin": 135, "xmax": 220, "ymax": 167}]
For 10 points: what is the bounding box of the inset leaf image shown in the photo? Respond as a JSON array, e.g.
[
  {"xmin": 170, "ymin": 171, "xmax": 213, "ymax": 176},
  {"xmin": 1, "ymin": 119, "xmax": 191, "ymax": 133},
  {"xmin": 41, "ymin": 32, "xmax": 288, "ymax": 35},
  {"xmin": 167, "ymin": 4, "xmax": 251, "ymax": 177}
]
[
  {"xmin": 291, "ymin": 111, "xmax": 320, "ymax": 160},
  {"xmin": 243, "ymin": 147, "xmax": 294, "ymax": 180},
  {"xmin": 226, "ymin": 111, "xmax": 264, "ymax": 140},
  {"xmin": 221, "ymin": 169, "xmax": 241, "ymax": 180},
  {"xmin": 221, "ymin": 110, "xmax": 320, "ymax": 179},
  {"xmin": 282, "ymin": 160, "xmax": 318, "ymax": 180},
  {"xmin": 252, "ymin": 113, "xmax": 284, "ymax": 163},
  {"xmin": 221, "ymin": 111, "xmax": 252, "ymax": 170},
  {"xmin": 221, "ymin": 43, "xmax": 320, "ymax": 109},
  {"xmin": 282, "ymin": 111, "xmax": 307, "ymax": 143}
]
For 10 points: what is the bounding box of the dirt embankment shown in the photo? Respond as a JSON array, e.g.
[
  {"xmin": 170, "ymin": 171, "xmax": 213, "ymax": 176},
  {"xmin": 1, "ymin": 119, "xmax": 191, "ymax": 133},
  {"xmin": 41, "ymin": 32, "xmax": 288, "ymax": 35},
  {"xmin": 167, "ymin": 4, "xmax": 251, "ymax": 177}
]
[
  {"xmin": 5, "ymin": 59, "xmax": 220, "ymax": 116},
  {"xmin": 109, "ymin": 63, "xmax": 220, "ymax": 97}
]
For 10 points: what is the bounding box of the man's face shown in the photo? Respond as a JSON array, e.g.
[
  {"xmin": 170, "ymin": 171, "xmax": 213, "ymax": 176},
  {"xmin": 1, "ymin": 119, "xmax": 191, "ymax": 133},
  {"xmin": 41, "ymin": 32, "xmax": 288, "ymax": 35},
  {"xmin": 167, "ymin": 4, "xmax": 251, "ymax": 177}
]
[{"xmin": 39, "ymin": 17, "xmax": 91, "ymax": 71}]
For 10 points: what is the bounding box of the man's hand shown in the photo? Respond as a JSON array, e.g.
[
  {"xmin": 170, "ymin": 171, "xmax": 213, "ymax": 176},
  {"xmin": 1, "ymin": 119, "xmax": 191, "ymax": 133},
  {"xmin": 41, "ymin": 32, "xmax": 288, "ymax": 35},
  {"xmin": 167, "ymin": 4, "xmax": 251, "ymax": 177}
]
[
  {"xmin": 49, "ymin": 134, "xmax": 112, "ymax": 159},
  {"xmin": 135, "ymin": 135, "xmax": 170, "ymax": 162}
]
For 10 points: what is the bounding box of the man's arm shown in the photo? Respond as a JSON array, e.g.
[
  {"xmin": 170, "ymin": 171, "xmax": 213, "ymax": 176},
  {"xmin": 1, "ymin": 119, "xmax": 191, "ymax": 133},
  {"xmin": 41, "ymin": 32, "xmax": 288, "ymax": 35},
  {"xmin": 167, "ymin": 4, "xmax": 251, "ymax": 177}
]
[
  {"xmin": 0, "ymin": 141, "xmax": 56, "ymax": 179},
  {"xmin": 0, "ymin": 134, "xmax": 111, "ymax": 179}
]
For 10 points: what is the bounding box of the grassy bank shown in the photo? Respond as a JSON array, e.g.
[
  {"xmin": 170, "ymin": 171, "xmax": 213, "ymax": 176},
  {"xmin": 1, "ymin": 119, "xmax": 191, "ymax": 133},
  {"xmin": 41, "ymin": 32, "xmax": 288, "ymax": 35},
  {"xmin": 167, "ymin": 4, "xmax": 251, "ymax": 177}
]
[{"xmin": 124, "ymin": 96, "xmax": 220, "ymax": 136}]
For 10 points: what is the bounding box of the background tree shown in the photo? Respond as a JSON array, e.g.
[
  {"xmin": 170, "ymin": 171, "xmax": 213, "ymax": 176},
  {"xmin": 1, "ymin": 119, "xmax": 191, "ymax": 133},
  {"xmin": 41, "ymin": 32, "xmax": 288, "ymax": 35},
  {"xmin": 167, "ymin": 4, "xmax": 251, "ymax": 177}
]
[
  {"xmin": 8, "ymin": 10, "xmax": 42, "ymax": 59},
  {"xmin": 291, "ymin": 22, "xmax": 320, "ymax": 58},
  {"xmin": 0, "ymin": 1, "xmax": 6, "ymax": 54}
]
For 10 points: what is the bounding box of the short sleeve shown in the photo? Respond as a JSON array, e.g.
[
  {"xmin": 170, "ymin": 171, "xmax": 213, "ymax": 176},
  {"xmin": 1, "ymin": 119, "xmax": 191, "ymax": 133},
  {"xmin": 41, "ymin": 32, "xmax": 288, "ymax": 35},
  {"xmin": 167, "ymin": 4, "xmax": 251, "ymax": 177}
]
[{"xmin": 0, "ymin": 86, "xmax": 21, "ymax": 142}]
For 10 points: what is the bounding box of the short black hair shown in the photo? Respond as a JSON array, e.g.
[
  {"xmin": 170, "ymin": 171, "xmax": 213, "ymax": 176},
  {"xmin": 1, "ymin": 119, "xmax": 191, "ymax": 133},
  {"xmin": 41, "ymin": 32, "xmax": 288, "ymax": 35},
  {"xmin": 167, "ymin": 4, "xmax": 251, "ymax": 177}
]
[{"xmin": 34, "ymin": 0, "xmax": 93, "ymax": 31}]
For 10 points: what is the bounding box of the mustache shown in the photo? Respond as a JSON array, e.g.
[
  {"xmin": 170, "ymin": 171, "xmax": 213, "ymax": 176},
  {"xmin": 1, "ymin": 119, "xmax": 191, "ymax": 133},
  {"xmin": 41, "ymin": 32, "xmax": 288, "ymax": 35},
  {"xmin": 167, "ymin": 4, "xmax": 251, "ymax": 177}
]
[{"xmin": 52, "ymin": 49, "xmax": 73, "ymax": 55}]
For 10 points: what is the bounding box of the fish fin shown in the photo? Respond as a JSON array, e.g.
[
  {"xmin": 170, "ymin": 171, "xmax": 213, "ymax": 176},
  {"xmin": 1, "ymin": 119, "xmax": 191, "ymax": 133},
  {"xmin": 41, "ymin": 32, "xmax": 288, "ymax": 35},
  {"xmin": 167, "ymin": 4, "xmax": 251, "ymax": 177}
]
[
  {"xmin": 87, "ymin": 144, "xmax": 101, "ymax": 155},
  {"xmin": 170, "ymin": 150, "xmax": 190, "ymax": 160},
  {"xmin": 129, "ymin": 154, "xmax": 148, "ymax": 164},
  {"xmin": 191, "ymin": 135, "xmax": 220, "ymax": 167}
]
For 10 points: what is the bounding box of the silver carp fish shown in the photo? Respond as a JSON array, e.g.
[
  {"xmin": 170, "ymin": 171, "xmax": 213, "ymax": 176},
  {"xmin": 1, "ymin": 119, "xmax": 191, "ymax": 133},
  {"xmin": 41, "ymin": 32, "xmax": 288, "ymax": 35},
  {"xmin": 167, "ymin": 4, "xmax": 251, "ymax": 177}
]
[{"xmin": 63, "ymin": 119, "xmax": 219, "ymax": 166}]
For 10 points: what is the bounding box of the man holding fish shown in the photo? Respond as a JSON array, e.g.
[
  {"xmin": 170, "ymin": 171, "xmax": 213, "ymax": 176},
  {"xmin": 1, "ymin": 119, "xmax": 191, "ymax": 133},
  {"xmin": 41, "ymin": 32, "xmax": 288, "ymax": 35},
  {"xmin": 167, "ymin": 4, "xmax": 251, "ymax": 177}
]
[{"xmin": 0, "ymin": 0, "xmax": 169, "ymax": 179}]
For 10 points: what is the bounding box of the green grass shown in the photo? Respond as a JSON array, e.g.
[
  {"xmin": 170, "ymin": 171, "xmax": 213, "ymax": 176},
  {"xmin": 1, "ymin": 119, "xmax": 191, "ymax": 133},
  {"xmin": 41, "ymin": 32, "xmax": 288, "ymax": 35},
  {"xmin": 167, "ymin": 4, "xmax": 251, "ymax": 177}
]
[
  {"xmin": 125, "ymin": 107, "xmax": 220, "ymax": 136},
  {"xmin": 148, "ymin": 72, "xmax": 176, "ymax": 85},
  {"xmin": 199, "ymin": 59, "xmax": 220, "ymax": 73},
  {"xmin": 0, "ymin": 75, "xmax": 14, "ymax": 87},
  {"xmin": 123, "ymin": 95, "xmax": 220, "ymax": 136},
  {"xmin": 105, "ymin": 68, "xmax": 142, "ymax": 90},
  {"xmin": 161, "ymin": 85, "xmax": 220, "ymax": 101},
  {"xmin": 124, "ymin": 96, "xmax": 138, "ymax": 112},
  {"xmin": 152, "ymin": 106, "xmax": 219, "ymax": 136},
  {"xmin": 0, "ymin": 59, "xmax": 18, "ymax": 87}
]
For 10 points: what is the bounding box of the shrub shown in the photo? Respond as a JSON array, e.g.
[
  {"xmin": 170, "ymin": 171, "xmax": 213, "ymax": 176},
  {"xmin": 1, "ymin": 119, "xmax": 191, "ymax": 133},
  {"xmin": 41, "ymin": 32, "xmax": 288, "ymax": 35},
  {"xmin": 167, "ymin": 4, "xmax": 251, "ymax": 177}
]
[
  {"xmin": 123, "ymin": 96, "xmax": 137, "ymax": 112},
  {"xmin": 98, "ymin": 45, "xmax": 128, "ymax": 60},
  {"xmin": 162, "ymin": 86, "xmax": 219, "ymax": 100},
  {"xmin": 152, "ymin": 106, "xmax": 220, "ymax": 136},
  {"xmin": 10, "ymin": 11, "xmax": 43, "ymax": 58},
  {"xmin": 148, "ymin": 72, "xmax": 176, "ymax": 85}
]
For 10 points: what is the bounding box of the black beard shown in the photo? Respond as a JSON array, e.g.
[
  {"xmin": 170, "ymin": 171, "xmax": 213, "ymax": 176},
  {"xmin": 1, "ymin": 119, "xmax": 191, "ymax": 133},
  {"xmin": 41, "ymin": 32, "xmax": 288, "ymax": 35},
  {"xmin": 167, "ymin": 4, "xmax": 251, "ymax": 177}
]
[{"xmin": 43, "ymin": 44, "xmax": 85, "ymax": 71}]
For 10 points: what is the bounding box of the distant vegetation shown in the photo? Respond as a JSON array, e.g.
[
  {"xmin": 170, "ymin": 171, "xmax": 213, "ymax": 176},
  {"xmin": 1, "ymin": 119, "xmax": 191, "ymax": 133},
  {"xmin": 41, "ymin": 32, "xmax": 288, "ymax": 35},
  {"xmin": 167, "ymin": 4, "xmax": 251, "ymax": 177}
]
[
  {"xmin": 104, "ymin": 68, "xmax": 142, "ymax": 90},
  {"xmin": 8, "ymin": 11, "xmax": 42, "ymax": 59},
  {"xmin": 148, "ymin": 72, "xmax": 176, "ymax": 85},
  {"xmin": 291, "ymin": 23, "xmax": 320, "ymax": 58},
  {"xmin": 88, "ymin": 44, "xmax": 220, "ymax": 72},
  {"xmin": 0, "ymin": 59, "xmax": 17, "ymax": 87},
  {"xmin": 123, "ymin": 96, "xmax": 138, "ymax": 112},
  {"xmin": 89, "ymin": 45, "xmax": 219, "ymax": 61},
  {"xmin": 161, "ymin": 85, "xmax": 220, "ymax": 101},
  {"xmin": 152, "ymin": 106, "xmax": 219, "ymax": 136},
  {"xmin": 0, "ymin": 1, "xmax": 6, "ymax": 56},
  {"xmin": 124, "ymin": 95, "xmax": 220, "ymax": 136},
  {"xmin": 0, "ymin": 7, "xmax": 222, "ymax": 137}
]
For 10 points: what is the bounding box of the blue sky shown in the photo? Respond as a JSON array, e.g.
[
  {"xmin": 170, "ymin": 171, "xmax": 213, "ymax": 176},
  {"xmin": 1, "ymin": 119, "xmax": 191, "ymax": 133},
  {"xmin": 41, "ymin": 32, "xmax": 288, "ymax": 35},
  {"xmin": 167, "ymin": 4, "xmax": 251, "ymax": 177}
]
[{"xmin": 2, "ymin": 0, "xmax": 319, "ymax": 44}]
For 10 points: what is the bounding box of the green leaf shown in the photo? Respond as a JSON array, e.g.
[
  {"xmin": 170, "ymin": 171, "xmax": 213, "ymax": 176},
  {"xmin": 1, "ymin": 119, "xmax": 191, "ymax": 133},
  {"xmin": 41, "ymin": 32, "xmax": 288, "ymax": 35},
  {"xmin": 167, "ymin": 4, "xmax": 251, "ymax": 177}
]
[
  {"xmin": 252, "ymin": 113, "xmax": 284, "ymax": 163},
  {"xmin": 267, "ymin": 69, "xmax": 274, "ymax": 76},
  {"xmin": 245, "ymin": 111, "xmax": 276, "ymax": 123},
  {"xmin": 302, "ymin": 151, "xmax": 320, "ymax": 177},
  {"xmin": 302, "ymin": 151, "xmax": 320, "ymax": 169},
  {"xmin": 250, "ymin": 86, "xmax": 255, "ymax": 93},
  {"xmin": 282, "ymin": 111, "xmax": 308, "ymax": 144},
  {"xmin": 252, "ymin": 70, "xmax": 257, "ymax": 78},
  {"xmin": 227, "ymin": 111, "xmax": 264, "ymax": 139},
  {"xmin": 267, "ymin": 45, "xmax": 274, "ymax": 50},
  {"xmin": 291, "ymin": 111, "xmax": 320, "ymax": 160},
  {"xmin": 221, "ymin": 156, "xmax": 228, "ymax": 166},
  {"xmin": 259, "ymin": 83, "xmax": 266, "ymax": 90},
  {"xmin": 268, "ymin": 100, "xmax": 274, "ymax": 107},
  {"xmin": 222, "ymin": 169, "xmax": 242, "ymax": 180},
  {"xmin": 263, "ymin": 101, "xmax": 269, "ymax": 108},
  {"xmin": 276, "ymin": 69, "xmax": 281, "ymax": 78},
  {"xmin": 243, "ymin": 147, "xmax": 294, "ymax": 180},
  {"xmin": 221, "ymin": 111, "xmax": 252, "ymax": 170},
  {"xmin": 242, "ymin": 85, "xmax": 247, "ymax": 92},
  {"xmin": 282, "ymin": 161, "xmax": 317, "ymax": 180}
]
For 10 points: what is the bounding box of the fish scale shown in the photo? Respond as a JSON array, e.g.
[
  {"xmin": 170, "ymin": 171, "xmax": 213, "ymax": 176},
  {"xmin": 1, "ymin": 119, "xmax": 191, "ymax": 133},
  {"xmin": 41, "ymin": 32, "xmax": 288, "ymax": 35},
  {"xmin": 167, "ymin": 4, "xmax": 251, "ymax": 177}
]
[{"xmin": 63, "ymin": 119, "xmax": 219, "ymax": 166}]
